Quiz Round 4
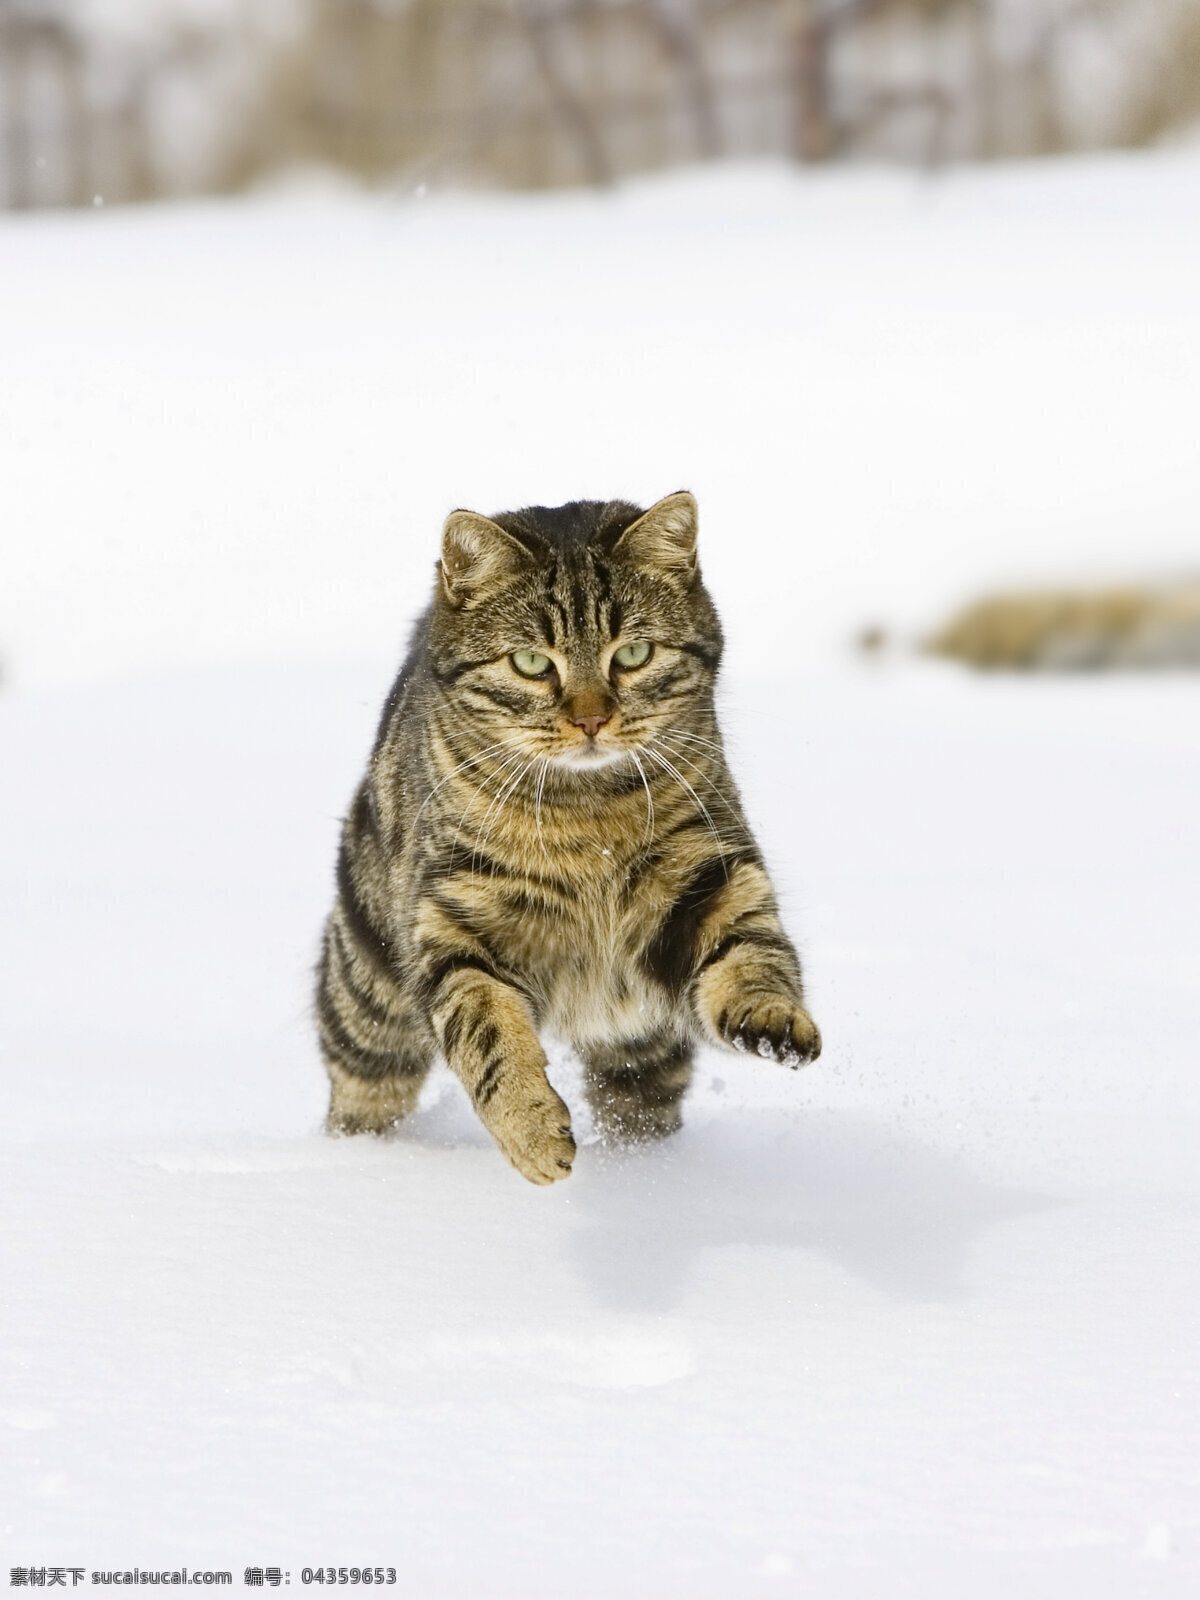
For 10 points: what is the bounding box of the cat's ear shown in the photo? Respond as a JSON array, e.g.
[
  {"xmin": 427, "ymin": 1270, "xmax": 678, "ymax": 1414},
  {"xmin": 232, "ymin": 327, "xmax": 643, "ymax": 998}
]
[
  {"xmin": 613, "ymin": 491, "xmax": 698, "ymax": 579},
  {"xmin": 440, "ymin": 510, "xmax": 532, "ymax": 606}
]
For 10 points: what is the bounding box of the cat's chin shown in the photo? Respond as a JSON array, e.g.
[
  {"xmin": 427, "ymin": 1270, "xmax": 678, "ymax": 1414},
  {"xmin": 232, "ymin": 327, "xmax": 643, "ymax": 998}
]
[{"xmin": 552, "ymin": 745, "xmax": 629, "ymax": 773}]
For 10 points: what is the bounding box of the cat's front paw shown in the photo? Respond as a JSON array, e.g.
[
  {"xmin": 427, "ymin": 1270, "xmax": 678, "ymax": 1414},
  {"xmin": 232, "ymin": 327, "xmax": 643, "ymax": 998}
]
[
  {"xmin": 720, "ymin": 997, "xmax": 822, "ymax": 1068},
  {"xmin": 478, "ymin": 1076, "xmax": 577, "ymax": 1185}
]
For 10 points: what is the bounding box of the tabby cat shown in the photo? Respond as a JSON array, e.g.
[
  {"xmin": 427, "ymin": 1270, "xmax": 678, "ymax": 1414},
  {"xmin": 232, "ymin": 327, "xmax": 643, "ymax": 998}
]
[{"xmin": 315, "ymin": 491, "xmax": 821, "ymax": 1184}]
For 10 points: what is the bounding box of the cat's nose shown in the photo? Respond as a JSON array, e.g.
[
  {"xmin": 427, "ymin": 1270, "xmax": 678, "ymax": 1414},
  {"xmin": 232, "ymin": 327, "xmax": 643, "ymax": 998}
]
[
  {"xmin": 570, "ymin": 710, "xmax": 612, "ymax": 739},
  {"xmin": 565, "ymin": 688, "xmax": 616, "ymax": 738}
]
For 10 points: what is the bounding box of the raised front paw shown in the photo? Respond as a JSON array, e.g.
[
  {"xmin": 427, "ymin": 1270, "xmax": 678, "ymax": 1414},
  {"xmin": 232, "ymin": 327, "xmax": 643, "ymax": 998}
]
[
  {"xmin": 479, "ymin": 1076, "xmax": 577, "ymax": 1186},
  {"xmin": 720, "ymin": 996, "xmax": 822, "ymax": 1068}
]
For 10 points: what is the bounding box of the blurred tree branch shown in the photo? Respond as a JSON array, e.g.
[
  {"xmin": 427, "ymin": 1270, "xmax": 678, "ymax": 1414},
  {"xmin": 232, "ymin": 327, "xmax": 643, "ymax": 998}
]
[{"xmin": 3, "ymin": 0, "xmax": 1199, "ymax": 206}]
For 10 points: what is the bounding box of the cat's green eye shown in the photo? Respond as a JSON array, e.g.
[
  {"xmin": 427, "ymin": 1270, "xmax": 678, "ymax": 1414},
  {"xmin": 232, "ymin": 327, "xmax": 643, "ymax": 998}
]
[
  {"xmin": 511, "ymin": 649, "xmax": 554, "ymax": 679},
  {"xmin": 613, "ymin": 640, "xmax": 653, "ymax": 671}
]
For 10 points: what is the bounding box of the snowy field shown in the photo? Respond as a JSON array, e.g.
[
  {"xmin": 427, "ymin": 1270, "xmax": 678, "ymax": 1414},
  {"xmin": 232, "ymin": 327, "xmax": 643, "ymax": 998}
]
[{"xmin": 2, "ymin": 152, "xmax": 1199, "ymax": 1594}]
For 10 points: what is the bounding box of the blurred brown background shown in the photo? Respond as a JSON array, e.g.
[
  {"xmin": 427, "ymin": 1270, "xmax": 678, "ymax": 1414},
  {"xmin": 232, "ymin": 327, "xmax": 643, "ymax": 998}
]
[{"xmin": 3, "ymin": 0, "xmax": 1199, "ymax": 209}]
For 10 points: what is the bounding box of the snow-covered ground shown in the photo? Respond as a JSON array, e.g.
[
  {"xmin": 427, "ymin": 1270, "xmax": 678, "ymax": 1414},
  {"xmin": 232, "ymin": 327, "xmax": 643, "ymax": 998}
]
[{"xmin": 2, "ymin": 153, "xmax": 1199, "ymax": 1594}]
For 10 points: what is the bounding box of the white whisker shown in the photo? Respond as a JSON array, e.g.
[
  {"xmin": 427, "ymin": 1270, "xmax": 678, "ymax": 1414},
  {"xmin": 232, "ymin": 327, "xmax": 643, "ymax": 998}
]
[
  {"xmin": 472, "ymin": 754, "xmax": 542, "ymax": 878},
  {"xmin": 446, "ymin": 746, "xmax": 530, "ymax": 868},
  {"xmin": 660, "ymin": 728, "xmax": 726, "ymax": 760},
  {"xmin": 653, "ymin": 733, "xmax": 735, "ymax": 812},
  {"xmin": 642, "ymin": 742, "xmax": 729, "ymax": 877},
  {"xmin": 630, "ymin": 747, "xmax": 655, "ymax": 846},
  {"xmin": 534, "ymin": 757, "xmax": 551, "ymax": 859},
  {"xmin": 408, "ymin": 735, "xmax": 525, "ymax": 836}
]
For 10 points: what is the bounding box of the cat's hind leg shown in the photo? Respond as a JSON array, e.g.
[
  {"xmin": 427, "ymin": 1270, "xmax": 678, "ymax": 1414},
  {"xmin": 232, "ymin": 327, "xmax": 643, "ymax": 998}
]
[
  {"xmin": 324, "ymin": 1055, "xmax": 429, "ymax": 1135},
  {"xmin": 317, "ymin": 926, "xmax": 434, "ymax": 1135},
  {"xmin": 580, "ymin": 1033, "xmax": 694, "ymax": 1142}
]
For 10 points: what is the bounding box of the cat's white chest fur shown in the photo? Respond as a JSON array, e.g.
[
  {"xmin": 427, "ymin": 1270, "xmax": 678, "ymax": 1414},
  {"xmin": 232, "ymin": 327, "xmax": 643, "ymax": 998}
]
[{"xmin": 535, "ymin": 873, "xmax": 676, "ymax": 1047}]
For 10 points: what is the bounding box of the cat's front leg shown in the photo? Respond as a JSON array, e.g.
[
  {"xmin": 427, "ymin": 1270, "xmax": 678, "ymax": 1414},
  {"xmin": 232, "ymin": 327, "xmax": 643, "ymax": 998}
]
[
  {"xmin": 681, "ymin": 862, "xmax": 821, "ymax": 1068},
  {"xmin": 695, "ymin": 946, "xmax": 822, "ymax": 1068},
  {"xmin": 417, "ymin": 927, "xmax": 575, "ymax": 1184}
]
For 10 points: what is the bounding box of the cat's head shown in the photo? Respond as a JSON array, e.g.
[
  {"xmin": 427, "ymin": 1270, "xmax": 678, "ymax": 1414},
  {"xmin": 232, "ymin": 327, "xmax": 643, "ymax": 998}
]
[{"xmin": 425, "ymin": 492, "xmax": 723, "ymax": 771}]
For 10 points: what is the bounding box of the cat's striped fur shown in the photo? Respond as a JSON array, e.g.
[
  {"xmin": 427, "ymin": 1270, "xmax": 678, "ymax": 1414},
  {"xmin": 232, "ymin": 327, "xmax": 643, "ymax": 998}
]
[{"xmin": 316, "ymin": 491, "xmax": 820, "ymax": 1183}]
